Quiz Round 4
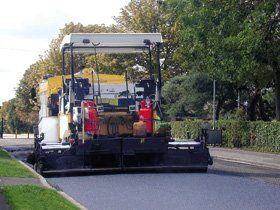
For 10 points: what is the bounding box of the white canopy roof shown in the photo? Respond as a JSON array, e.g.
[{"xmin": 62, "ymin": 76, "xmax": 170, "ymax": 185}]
[{"xmin": 61, "ymin": 33, "xmax": 163, "ymax": 54}]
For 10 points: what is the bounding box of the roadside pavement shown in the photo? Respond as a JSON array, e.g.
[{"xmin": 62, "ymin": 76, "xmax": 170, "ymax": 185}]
[
  {"xmin": 0, "ymin": 177, "xmax": 42, "ymax": 186},
  {"xmin": 0, "ymin": 137, "xmax": 33, "ymax": 147},
  {"xmin": 0, "ymin": 193, "xmax": 10, "ymax": 210},
  {"xmin": 210, "ymin": 147, "xmax": 280, "ymax": 170}
]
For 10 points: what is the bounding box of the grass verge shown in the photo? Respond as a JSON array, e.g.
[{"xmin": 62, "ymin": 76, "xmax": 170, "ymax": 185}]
[
  {"xmin": 1, "ymin": 185, "xmax": 79, "ymax": 210},
  {"xmin": 0, "ymin": 148, "xmax": 36, "ymax": 178}
]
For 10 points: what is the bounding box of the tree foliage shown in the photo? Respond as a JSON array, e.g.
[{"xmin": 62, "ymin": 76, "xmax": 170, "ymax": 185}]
[
  {"xmin": 162, "ymin": 72, "xmax": 237, "ymax": 119},
  {"xmin": 167, "ymin": 0, "xmax": 279, "ymax": 120},
  {"xmin": 115, "ymin": 0, "xmax": 181, "ymax": 79},
  {"xmin": 0, "ymin": 99, "xmax": 29, "ymax": 133}
]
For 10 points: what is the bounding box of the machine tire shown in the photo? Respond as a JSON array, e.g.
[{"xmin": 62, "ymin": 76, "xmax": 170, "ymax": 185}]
[
  {"xmin": 34, "ymin": 162, "xmax": 44, "ymax": 175},
  {"xmin": 208, "ymin": 157, "xmax": 213, "ymax": 165},
  {"xmin": 26, "ymin": 153, "xmax": 35, "ymax": 165}
]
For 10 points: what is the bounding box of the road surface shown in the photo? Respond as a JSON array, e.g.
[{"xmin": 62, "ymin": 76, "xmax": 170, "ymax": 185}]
[
  {"xmin": 46, "ymin": 159, "xmax": 280, "ymax": 210},
  {"xmin": 3, "ymin": 141, "xmax": 280, "ymax": 210}
]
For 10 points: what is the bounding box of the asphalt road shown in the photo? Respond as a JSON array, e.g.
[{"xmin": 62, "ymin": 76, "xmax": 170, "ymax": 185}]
[{"xmin": 47, "ymin": 159, "xmax": 280, "ymax": 210}]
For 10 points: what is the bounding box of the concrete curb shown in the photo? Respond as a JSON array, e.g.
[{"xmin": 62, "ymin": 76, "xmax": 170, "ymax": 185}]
[
  {"xmin": 3, "ymin": 148, "xmax": 87, "ymax": 210},
  {"xmin": 17, "ymin": 161, "xmax": 87, "ymax": 210},
  {"xmin": 212, "ymin": 155, "xmax": 280, "ymax": 170}
]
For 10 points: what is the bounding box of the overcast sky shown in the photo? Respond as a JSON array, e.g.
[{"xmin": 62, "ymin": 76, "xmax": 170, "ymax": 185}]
[{"xmin": 0, "ymin": 0, "xmax": 130, "ymax": 105}]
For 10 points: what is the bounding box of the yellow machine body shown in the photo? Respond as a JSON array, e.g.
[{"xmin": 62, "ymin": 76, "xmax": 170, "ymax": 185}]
[{"xmin": 38, "ymin": 68, "xmax": 127, "ymax": 97}]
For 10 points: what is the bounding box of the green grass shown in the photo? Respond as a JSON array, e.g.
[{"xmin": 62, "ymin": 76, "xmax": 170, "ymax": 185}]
[
  {"xmin": 1, "ymin": 185, "xmax": 79, "ymax": 210},
  {"xmin": 0, "ymin": 148, "xmax": 36, "ymax": 178},
  {"xmin": 0, "ymin": 149, "xmax": 11, "ymax": 158}
]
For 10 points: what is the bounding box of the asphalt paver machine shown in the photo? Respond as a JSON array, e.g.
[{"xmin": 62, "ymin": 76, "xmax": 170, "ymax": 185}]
[{"xmin": 28, "ymin": 33, "xmax": 213, "ymax": 175}]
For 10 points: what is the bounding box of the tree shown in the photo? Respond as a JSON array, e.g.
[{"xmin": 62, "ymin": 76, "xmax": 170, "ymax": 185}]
[
  {"xmin": 115, "ymin": 0, "xmax": 181, "ymax": 79},
  {"xmin": 167, "ymin": 0, "xmax": 279, "ymax": 120},
  {"xmin": 0, "ymin": 99, "xmax": 26, "ymax": 133},
  {"xmin": 162, "ymin": 72, "xmax": 237, "ymax": 119},
  {"xmin": 237, "ymin": 0, "xmax": 280, "ymax": 119},
  {"xmin": 162, "ymin": 73, "xmax": 212, "ymax": 118}
]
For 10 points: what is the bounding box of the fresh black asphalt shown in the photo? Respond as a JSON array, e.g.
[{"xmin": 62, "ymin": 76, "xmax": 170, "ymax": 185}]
[{"xmin": 47, "ymin": 159, "xmax": 280, "ymax": 210}]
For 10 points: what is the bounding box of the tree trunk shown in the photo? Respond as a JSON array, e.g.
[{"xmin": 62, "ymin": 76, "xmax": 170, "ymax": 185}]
[
  {"xmin": 274, "ymin": 62, "xmax": 280, "ymax": 120},
  {"xmin": 215, "ymin": 99, "xmax": 223, "ymax": 120},
  {"xmin": 248, "ymin": 89, "xmax": 260, "ymax": 121},
  {"xmin": 259, "ymin": 95, "xmax": 269, "ymax": 121}
]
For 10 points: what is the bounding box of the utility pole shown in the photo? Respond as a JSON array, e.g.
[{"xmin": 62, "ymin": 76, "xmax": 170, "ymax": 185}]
[
  {"xmin": 0, "ymin": 104, "xmax": 3, "ymax": 138},
  {"xmin": 0, "ymin": 118, "xmax": 3, "ymax": 139},
  {"xmin": 213, "ymin": 79, "xmax": 216, "ymax": 130},
  {"xmin": 237, "ymin": 90, "xmax": 240, "ymax": 110}
]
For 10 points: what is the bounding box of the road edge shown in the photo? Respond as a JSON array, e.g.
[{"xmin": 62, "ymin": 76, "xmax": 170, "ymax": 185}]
[
  {"xmin": 212, "ymin": 155, "xmax": 280, "ymax": 170},
  {"xmin": 4, "ymin": 148, "xmax": 87, "ymax": 210},
  {"xmin": 17, "ymin": 160, "xmax": 87, "ymax": 210}
]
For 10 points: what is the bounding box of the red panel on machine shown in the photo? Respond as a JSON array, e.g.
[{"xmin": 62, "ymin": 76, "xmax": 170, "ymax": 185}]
[
  {"xmin": 83, "ymin": 101, "xmax": 97, "ymax": 133},
  {"xmin": 139, "ymin": 100, "xmax": 153, "ymax": 134}
]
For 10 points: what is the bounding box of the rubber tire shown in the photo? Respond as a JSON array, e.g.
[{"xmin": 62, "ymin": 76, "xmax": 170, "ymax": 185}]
[
  {"xmin": 208, "ymin": 157, "xmax": 213, "ymax": 165},
  {"xmin": 34, "ymin": 162, "xmax": 43, "ymax": 175},
  {"xmin": 26, "ymin": 153, "xmax": 35, "ymax": 165}
]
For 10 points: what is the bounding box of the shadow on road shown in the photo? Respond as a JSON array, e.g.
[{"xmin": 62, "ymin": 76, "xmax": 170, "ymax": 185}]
[{"xmin": 209, "ymin": 159, "xmax": 280, "ymax": 185}]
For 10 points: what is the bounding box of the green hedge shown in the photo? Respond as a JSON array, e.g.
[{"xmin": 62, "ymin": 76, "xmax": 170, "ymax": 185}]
[
  {"xmin": 171, "ymin": 120, "xmax": 202, "ymax": 139},
  {"xmin": 170, "ymin": 119, "xmax": 280, "ymax": 153}
]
